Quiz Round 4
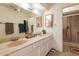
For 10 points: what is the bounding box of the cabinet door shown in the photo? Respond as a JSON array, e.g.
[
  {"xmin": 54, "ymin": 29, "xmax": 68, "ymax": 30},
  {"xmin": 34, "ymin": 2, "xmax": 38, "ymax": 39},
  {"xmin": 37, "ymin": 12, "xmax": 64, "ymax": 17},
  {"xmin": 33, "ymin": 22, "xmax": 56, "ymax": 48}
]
[
  {"xmin": 47, "ymin": 40, "xmax": 50, "ymax": 52},
  {"xmin": 47, "ymin": 36, "xmax": 53, "ymax": 52},
  {"xmin": 32, "ymin": 46, "xmax": 40, "ymax": 56},
  {"xmin": 40, "ymin": 43, "xmax": 47, "ymax": 56},
  {"xmin": 32, "ymin": 40, "xmax": 42, "ymax": 56},
  {"xmin": 9, "ymin": 45, "xmax": 33, "ymax": 56},
  {"xmin": 48, "ymin": 39, "xmax": 52, "ymax": 51},
  {"xmin": 40, "ymin": 38, "xmax": 48, "ymax": 56}
]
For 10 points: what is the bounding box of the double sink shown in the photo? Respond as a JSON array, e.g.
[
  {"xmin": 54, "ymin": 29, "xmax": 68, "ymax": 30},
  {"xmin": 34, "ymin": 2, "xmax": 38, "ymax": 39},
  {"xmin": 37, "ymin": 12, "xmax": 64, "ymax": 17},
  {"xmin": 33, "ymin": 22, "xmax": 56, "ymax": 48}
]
[{"xmin": 0, "ymin": 33, "xmax": 44, "ymax": 50}]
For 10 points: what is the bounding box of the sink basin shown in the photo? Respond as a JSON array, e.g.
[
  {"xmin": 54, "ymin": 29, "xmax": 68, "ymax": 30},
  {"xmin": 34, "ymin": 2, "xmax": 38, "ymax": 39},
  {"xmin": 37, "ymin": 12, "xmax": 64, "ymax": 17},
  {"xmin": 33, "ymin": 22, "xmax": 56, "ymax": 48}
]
[
  {"xmin": 0, "ymin": 38, "xmax": 28, "ymax": 50},
  {"xmin": 0, "ymin": 44, "xmax": 8, "ymax": 50},
  {"xmin": 7, "ymin": 40, "xmax": 27, "ymax": 47}
]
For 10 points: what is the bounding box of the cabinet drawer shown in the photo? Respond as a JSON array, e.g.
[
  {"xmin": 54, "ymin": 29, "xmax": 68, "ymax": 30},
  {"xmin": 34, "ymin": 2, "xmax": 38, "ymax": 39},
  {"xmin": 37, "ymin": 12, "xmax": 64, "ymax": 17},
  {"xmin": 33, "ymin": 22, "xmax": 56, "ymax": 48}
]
[{"xmin": 9, "ymin": 45, "xmax": 33, "ymax": 56}]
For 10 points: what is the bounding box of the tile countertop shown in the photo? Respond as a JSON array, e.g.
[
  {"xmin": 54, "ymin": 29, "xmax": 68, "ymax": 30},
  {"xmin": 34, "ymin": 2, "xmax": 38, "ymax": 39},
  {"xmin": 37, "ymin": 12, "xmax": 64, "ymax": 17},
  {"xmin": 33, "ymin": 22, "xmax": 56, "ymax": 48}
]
[{"xmin": 0, "ymin": 33, "xmax": 53, "ymax": 56}]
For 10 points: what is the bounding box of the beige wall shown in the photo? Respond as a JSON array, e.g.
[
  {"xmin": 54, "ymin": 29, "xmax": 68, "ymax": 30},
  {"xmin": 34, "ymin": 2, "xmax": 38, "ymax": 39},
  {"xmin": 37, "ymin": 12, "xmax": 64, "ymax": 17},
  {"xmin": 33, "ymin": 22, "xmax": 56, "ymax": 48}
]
[{"xmin": 0, "ymin": 5, "xmax": 30, "ymax": 40}]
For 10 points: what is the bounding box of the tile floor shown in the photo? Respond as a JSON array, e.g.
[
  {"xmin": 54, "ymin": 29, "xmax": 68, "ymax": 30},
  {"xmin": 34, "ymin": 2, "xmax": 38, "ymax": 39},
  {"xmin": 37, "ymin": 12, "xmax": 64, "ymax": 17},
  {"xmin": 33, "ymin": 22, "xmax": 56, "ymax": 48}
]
[{"xmin": 47, "ymin": 42, "xmax": 79, "ymax": 56}]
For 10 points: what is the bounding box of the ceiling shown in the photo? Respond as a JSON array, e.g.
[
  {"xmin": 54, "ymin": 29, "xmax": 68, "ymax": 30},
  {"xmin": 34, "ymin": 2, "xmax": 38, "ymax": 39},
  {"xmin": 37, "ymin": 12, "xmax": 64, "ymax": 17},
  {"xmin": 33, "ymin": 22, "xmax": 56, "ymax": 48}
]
[
  {"xmin": 63, "ymin": 4, "xmax": 79, "ymax": 15},
  {"xmin": 41, "ymin": 3, "xmax": 54, "ymax": 10},
  {"xmin": 0, "ymin": 3, "xmax": 37, "ymax": 17},
  {"xmin": 0, "ymin": 3, "xmax": 55, "ymax": 16}
]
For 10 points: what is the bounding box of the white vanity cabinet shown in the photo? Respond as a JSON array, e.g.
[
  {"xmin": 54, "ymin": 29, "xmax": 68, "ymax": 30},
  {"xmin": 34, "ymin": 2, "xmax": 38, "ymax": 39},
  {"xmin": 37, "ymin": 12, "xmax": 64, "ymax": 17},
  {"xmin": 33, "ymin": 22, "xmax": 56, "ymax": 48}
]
[
  {"xmin": 9, "ymin": 45, "xmax": 33, "ymax": 56},
  {"xmin": 32, "ymin": 37, "xmax": 52, "ymax": 56},
  {"xmin": 8, "ymin": 34, "xmax": 53, "ymax": 56}
]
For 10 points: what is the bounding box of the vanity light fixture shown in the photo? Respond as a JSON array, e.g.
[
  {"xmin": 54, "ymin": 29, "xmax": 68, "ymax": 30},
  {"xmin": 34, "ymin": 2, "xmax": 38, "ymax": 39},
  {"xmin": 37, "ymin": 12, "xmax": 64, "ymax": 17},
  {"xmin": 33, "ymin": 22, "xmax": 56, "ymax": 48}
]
[
  {"xmin": 33, "ymin": 8, "xmax": 39, "ymax": 15},
  {"xmin": 14, "ymin": 3, "xmax": 44, "ymax": 15},
  {"xmin": 14, "ymin": 3, "xmax": 33, "ymax": 11}
]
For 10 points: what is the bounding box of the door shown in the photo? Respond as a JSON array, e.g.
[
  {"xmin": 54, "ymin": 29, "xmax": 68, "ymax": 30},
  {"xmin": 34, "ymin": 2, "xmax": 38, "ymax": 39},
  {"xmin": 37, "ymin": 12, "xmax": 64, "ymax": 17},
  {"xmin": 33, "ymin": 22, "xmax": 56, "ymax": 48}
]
[
  {"xmin": 70, "ymin": 15, "xmax": 79, "ymax": 44},
  {"xmin": 63, "ymin": 14, "xmax": 79, "ymax": 44}
]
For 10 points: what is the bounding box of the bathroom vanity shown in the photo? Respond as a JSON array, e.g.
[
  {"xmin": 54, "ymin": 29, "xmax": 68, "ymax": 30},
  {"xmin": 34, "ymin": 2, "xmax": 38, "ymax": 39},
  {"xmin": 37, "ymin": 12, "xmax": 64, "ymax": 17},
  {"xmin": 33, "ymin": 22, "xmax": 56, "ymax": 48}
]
[{"xmin": 0, "ymin": 33, "xmax": 53, "ymax": 56}]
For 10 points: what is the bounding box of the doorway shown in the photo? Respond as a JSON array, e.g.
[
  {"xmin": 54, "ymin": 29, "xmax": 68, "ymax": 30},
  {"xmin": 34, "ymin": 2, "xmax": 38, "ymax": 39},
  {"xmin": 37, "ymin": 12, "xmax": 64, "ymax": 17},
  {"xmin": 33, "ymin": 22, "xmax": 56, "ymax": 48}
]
[{"xmin": 63, "ymin": 13, "xmax": 79, "ymax": 55}]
